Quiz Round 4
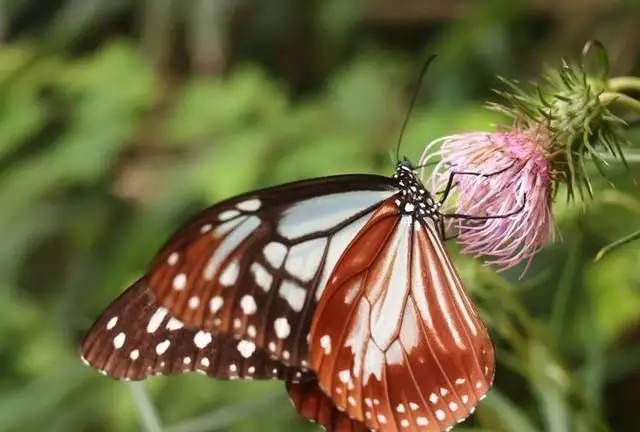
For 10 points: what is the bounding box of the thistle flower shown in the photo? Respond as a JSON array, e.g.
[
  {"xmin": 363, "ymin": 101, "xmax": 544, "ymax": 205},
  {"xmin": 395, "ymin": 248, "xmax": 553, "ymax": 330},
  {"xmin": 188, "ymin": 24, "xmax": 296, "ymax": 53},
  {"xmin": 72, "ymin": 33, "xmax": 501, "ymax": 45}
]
[
  {"xmin": 418, "ymin": 41, "xmax": 635, "ymax": 271},
  {"xmin": 421, "ymin": 129, "xmax": 556, "ymax": 271}
]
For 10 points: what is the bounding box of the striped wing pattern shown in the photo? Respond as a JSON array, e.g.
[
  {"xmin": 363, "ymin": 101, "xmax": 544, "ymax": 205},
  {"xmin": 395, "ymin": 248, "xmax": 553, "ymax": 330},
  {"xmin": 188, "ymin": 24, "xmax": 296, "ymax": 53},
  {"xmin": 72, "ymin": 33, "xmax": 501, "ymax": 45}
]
[
  {"xmin": 145, "ymin": 175, "xmax": 395, "ymax": 368},
  {"xmin": 308, "ymin": 199, "xmax": 495, "ymax": 431}
]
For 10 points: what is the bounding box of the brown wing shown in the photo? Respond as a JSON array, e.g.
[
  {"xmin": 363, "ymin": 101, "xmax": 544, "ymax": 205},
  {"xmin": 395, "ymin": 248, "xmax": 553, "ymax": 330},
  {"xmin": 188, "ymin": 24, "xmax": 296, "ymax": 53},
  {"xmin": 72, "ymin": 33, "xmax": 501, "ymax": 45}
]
[
  {"xmin": 307, "ymin": 199, "xmax": 495, "ymax": 431},
  {"xmin": 286, "ymin": 375, "xmax": 369, "ymax": 432},
  {"xmin": 80, "ymin": 277, "xmax": 300, "ymax": 381}
]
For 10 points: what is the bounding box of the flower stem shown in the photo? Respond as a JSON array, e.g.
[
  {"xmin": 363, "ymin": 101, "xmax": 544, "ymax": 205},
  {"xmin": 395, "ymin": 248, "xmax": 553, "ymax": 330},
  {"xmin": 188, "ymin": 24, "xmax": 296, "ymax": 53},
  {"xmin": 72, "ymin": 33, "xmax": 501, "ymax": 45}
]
[
  {"xmin": 128, "ymin": 382, "xmax": 163, "ymax": 432},
  {"xmin": 595, "ymin": 229, "xmax": 640, "ymax": 261},
  {"xmin": 599, "ymin": 91, "xmax": 640, "ymax": 113},
  {"xmin": 608, "ymin": 76, "xmax": 640, "ymax": 93}
]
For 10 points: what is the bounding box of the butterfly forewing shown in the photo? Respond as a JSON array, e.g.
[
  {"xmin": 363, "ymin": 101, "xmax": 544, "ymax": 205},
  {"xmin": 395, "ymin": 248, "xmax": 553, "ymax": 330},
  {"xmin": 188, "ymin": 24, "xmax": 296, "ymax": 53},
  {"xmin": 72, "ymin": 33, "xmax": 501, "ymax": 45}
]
[
  {"xmin": 80, "ymin": 278, "xmax": 300, "ymax": 381},
  {"xmin": 308, "ymin": 199, "xmax": 495, "ymax": 431},
  {"xmin": 144, "ymin": 175, "xmax": 397, "ymax": 368}
]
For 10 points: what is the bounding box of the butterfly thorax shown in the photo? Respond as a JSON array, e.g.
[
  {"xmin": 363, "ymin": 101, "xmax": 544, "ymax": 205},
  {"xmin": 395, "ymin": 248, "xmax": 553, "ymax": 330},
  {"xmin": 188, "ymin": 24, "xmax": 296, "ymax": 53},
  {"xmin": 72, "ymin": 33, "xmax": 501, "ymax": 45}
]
[{"xmin": 392, "ymin": 161, "xmax": 443, "ymax": 227}]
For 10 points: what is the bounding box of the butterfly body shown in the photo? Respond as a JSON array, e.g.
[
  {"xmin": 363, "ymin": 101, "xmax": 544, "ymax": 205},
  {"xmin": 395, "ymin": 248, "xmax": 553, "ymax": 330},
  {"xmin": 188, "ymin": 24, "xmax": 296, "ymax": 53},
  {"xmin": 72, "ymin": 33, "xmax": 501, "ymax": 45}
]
[{"xmin": 81, "ymin": 161, "xmax": 494, "ymax": 432}]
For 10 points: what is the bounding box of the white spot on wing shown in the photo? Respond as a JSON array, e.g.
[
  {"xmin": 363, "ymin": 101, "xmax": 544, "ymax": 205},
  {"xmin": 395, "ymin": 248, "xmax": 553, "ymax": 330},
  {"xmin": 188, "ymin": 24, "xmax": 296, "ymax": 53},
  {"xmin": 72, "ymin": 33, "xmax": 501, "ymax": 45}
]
[
  {"xmin": 263, "ymin": 242, "xmax": 287, "ymax": 268},
  {"xmin": 251, "ymin": 262, "xmax": 273, "ymax": 292},
  {"xmin": 113, "ymin": 332, "xmax": 126, "ymax": 349},
  {"xmin": 219, "ymin": 260, "xmax": 240, "ymax": 286},
  {"xmin": 320, "ymin": 335, "xmax": 331, "ymax": 354},
  {"xmin": 274, "ymin": 317, "xmax": 291, "ymax": 339},
  {"xmin": 167, "ymin": 252, "xmax": 179, "ymax": 265},
  {"xmin": 219, "ymin": 209, "xmax": 240, "ymax": 221},
  {"xmin": 156, "ymin": 339, "xmax": 170, "ymax": 355},
  {"xmin": 173, "ymin": 273, "xmax": 187, "ymax": 291},
  {"xmin": 129, "ymin": 349, "xmax": 140, "ymax": 360},
  {"xmin": 106, "ymin": 316, "xmax": 118, "ymax": 330},
  {"xmin": 338, "ymin": 369, "xmax": 350, "ymax": 383},
  {"xmin": 147, "ymin": 307, "xmax": 169, "ymax": 333},
  {"xmin": 193, "ymin": 331, "xmax": 213, "ymax": 349},
  {"xmin": 188, "ymin": 296, "xmax": 200, "ymax": 309},
  {"xmin": 166, "ymin": 317, "xmax": 184, "ymax": 330},
  {"xmin": 209, "ymin": 296, "xmax": 224, "ymax": 313},
  {"xmin": 240, "ymin": 295, "xmax": 257, "ymax": 315},
  {"xmin": 278, "ymin": 280, "xmax": 307, "ymax": 312},
  {"xmin": 237, "ymin": 198, "xmax": 261, "ymax": 212},
  {"xmin": 237, "ymin": 340, "xmax": 256, "ymax": 358},
  {"xmin": 247, "ymin": 325, "xmax": 257, "ymax": 338}
]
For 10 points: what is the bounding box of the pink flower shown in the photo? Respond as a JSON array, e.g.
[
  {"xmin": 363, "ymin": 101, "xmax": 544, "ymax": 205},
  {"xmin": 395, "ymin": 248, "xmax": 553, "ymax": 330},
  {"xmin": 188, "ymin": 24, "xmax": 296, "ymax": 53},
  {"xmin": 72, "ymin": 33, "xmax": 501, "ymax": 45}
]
[{"xmin": 420, "ymin": 129, "xmax": 556, "ymax": 272}]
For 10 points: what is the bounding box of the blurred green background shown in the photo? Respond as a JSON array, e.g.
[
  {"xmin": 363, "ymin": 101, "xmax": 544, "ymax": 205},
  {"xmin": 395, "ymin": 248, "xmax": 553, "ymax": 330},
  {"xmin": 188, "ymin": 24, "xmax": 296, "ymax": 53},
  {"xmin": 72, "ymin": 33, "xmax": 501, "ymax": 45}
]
[{"xmin": 1, "ymin": 1, "xmax": 639, "ymax": 431}]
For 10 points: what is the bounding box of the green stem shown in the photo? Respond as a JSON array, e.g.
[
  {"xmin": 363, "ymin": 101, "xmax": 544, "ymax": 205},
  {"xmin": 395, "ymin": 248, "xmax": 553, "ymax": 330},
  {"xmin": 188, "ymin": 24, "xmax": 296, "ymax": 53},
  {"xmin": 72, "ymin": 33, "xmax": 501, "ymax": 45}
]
[
  {"xmin": 595, "ymin": 229, "xmax": 640, "ymax": 261},
  {"xmin": 599, "ymin": 91, "xmax": 640, "ymax": 113},
  {"xmin": 128, "ymin": 382, "xmax": 163, "ymax": 432},
  {"xmin": 608, "ymin": 76, "xmax": 640, "ymax": 93}
]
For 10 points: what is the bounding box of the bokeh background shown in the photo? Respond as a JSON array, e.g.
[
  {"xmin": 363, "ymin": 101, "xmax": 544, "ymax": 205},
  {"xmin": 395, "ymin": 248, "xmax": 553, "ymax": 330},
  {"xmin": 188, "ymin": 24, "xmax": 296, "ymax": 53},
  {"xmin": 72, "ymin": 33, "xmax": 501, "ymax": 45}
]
[{"xmin": 1, "ymin": 1, "xmax": 639, "ymax": 431}]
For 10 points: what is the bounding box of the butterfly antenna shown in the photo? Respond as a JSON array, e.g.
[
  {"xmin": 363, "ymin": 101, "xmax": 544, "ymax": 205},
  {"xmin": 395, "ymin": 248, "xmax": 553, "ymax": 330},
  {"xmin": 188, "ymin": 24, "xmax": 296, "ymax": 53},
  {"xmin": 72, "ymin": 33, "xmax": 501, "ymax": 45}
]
[{"xmin": 394, "ymin": 54, "xmax": 438, "ymax": 164}]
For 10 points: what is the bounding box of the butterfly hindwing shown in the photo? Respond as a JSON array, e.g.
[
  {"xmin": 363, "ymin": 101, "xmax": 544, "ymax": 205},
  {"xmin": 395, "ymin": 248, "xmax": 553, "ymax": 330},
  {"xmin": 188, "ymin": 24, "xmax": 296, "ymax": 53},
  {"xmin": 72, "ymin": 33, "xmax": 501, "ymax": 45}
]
[
  {"xmin": 80, "ymin": 278, "xmax": 300, "ymax": 381},
  {"xmin": 286, "ymin": 375, "xmax": 369, "ymax": 432}
]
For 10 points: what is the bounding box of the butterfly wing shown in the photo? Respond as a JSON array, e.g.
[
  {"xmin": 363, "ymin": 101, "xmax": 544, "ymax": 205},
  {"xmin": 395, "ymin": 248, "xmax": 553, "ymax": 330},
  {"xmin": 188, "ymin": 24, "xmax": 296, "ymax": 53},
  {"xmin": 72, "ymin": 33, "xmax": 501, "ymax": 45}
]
[
  {"xmin": 307, "ymin": 199, "xmax": 495, "ymax": 431},
  {"xmin": 286, "ymin": 375, "xmax": 369, "ymax": 432},
  {"xmin": 143, "ymin": 174, "xmax": 397, "ymax": 368},
  {"xmin": 80, "ymin": 278, "xmax": 300, "ymax": 381}
]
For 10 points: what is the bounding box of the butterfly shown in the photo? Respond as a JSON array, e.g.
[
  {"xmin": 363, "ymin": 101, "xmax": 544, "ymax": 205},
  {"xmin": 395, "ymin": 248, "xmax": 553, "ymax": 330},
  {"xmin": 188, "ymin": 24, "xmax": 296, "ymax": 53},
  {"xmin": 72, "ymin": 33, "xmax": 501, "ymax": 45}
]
[{"xmin": 80, "ymin": 159, "xmax": 495, "ymax": 431}]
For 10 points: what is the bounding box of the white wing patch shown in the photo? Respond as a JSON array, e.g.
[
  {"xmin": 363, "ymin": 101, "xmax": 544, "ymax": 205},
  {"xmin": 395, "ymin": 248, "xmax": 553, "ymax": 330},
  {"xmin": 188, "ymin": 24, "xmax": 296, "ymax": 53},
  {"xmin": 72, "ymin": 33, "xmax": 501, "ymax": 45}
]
[
  {"xmin": 278, "ymin": 190, "xmax": 393, "ymax": 239},
  {"xmin": 204, "ymin": 216, "xmax": 260, "ymax": 280},
  {"xmin": 285, "ymin": 238, "xmax": 327, "ymax": 282}
]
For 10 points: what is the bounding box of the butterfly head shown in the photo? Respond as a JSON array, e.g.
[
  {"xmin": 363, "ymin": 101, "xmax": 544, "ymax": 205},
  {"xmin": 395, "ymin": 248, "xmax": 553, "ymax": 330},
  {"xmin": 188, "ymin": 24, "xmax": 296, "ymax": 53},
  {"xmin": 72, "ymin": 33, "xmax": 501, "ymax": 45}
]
[{"xmin": 393, "ymin": 160, "xmax": 443, "ymax": 225}]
